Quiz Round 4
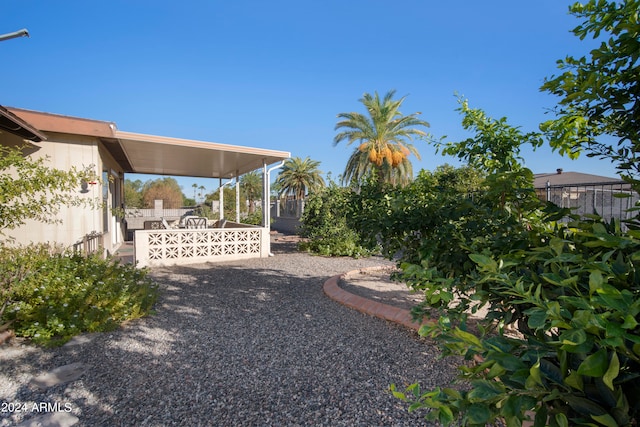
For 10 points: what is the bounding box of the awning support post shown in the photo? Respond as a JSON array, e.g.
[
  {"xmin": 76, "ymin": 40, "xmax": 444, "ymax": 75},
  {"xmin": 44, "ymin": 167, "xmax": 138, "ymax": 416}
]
[
  {"xmin": 264, "ymin": 160, "xmax": 285, "ymax": 233},
  {"xmin": 262, "ymin": 161, "xmax": 268, "ymax": 227},
  {"xmin": 235, "ymin": 170, "xmax": 240, "ymax": 223},
  {"xmin": 219, "ymin": 178, "xmax": 224, "ymax": 220}
]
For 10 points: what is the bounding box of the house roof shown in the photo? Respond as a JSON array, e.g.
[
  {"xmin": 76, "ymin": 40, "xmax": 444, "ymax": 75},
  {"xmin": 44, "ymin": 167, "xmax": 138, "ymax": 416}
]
[
  {"xmin": 0, "ymin": 105, "xmax": 47, "ymax": 142},
  {"xmin": 5, "ymin": 107, "xmax": 290, "ymax": 178},
  {"xmin": 534, "ymin": 169, "xmax": 624, "ymax": 188}
]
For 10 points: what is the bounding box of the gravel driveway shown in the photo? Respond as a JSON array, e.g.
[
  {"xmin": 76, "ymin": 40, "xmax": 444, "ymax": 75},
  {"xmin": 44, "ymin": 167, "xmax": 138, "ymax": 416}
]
[{"xmin": 1, "ymin": 241, "xmax": 460, "ymax": 426}]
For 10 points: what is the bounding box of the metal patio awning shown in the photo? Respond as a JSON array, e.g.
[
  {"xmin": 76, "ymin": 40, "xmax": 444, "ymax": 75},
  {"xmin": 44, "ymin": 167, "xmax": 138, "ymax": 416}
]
[{"xmin": 114, "ymin": 131, "xmax": 289, "ymax": 179}]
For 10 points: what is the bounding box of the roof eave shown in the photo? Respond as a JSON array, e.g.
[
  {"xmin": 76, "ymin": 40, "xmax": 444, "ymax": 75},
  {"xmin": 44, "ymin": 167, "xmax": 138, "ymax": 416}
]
[{"xmin": 0, "ymin": 106, "xmax": 47, "ymax": 142}]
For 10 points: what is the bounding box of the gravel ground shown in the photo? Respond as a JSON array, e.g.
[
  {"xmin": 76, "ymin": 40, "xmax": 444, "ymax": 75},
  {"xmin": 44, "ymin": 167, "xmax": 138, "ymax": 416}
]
[{"xmin": 0, "ymin": 240, "xmax": 462, "ymax": 426}]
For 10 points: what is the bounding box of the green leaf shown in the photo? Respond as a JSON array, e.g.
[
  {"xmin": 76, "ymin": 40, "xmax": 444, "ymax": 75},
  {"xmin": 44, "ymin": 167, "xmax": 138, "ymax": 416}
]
[
  {"xmin": 565, "ymin": 371, "xmax": 584, "ymax": 391},
  {"xmin": 560, "ymin": 329, "xmax": 587, "ymax": 346},
  {"xmin": 391, "ymin": 389, "xmax": 406, "ymax": 400},
  {"xmin": 452, "ymin": 327, "xmax": 483, "ymax": 348},
  {"xmin": 466, "ymin": 403, "xmax": 491, "ymax": 424},
  {"xmin": 486, "ymin": 362, "xmax": 506, "ymax": 379},
  {"xmin": 500, "ymin": 395, "xmax": 522, "ymax": 418},
  {"xmin": 526, "ymin": 308, "xmax": 548, "ymax": 329},
  {"xmin": 589, "ymin": 270, "xmax": 604, "ymax": 294},
  {"xmin": 541, "ymin": 273, "xmax": 565, "ymax": 286},
  {"xmin": 564, "ymin": 395, "xmax": 607, "ymax": 417},
  {"xmin": 591, "ymin": 413, "xmax": 619, "ymax": 427},
  {"xmin": 554, "ymin": 413, "xmax": 569, "ymax": 427},
  {"xmin": 467, "ymin": 380, "xmax": 505, "ymax": 401},
  {"xmin": 490, "ymin": 352, "xmax": 527, "ymax": 371},
  {"xmin": 526, "ymin": 359, "xmax": 543, "ymax": 388},
  {"xmin": 469, "ymin": 253, "xmax": 498, "ymax": 272},
  {"xmin": 577, "ymin": 348, "xmax": 608, "ymax": 377},
  {"xmin": 602, "ymin": 352, "xmax": 619, "ymax": 391},
  {"xmin": 438, "ymin": 406, "xmax": 455, "ymax": 426},
  {"xmin": 442, "ymin": 388, "xmax": 462, "ymax": 399},
  {"xmin": 621, "ymin": 314, "xmax": 638, "ymax": 329}
]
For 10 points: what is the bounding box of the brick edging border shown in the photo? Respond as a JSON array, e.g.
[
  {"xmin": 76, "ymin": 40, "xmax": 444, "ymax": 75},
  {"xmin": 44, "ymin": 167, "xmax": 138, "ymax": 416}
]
[{"xmin": 323, "ymin": 266, "xmax": 428, "ymax": 332}]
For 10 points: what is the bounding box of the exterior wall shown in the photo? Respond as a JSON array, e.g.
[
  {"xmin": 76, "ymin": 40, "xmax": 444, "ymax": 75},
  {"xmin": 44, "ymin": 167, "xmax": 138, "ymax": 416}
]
[{"xmin": 2, "ymin": 132, "xmax": 123, "ymax": 253}]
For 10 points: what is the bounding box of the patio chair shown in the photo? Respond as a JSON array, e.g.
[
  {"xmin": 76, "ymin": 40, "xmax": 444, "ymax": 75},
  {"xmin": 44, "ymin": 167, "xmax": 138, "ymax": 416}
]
[
  {"xmin": 162, "ymin": 218, "xmax": 180, "ymax": 229},
  {"xmin": 186, "ymin": 217, "xmax": 207, "ymax": 229}
]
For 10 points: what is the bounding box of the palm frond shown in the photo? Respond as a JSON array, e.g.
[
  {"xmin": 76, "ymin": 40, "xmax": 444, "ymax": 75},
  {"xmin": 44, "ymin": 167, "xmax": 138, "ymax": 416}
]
[{"xmin": 334, "ymin": 90, "xmax": 429, "ymax": 186}]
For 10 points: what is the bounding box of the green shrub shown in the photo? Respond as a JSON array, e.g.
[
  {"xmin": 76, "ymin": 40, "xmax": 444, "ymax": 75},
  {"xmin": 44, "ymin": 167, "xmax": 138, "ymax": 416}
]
[
  {"xmin": 394, "ymin": 217, "xmax": 640, "ymax": 426},
  {"xmin": 241, "ymin": 209, "xmax": 264, "ymax": 226},
  {"xmin": 0, "ymin": 244, "xmax": 159, "ymax": 346},
  {"xmin": 298, "ymin": 183, "xmax": 374, "ymax": 258},
  {"xmin": 380, "ymin": 97, "xmax": 640, "ymax": 425}
]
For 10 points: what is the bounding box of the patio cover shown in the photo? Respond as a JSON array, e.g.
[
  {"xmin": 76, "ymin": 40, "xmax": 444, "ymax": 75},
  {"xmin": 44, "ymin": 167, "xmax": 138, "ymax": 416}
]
[
  {"xmin": 5, "ymin": 107, "xmax": 290, "ymax": 179},
  {"xmin": 114, "ymin": 131, "xmax": 289, "ymax": 179}
]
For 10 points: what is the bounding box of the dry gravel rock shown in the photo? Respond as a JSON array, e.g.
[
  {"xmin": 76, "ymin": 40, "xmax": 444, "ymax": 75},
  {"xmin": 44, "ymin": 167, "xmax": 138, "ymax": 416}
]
[{"xmin": 1, "ymin": 240, "xmax": 461, "ymax": 426}]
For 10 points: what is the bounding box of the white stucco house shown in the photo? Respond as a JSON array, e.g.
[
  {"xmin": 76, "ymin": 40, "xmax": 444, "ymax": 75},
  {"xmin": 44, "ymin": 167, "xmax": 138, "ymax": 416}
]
[{"xmin": 0, "ymin": 105, "xmax": 290, "ymax": 266}]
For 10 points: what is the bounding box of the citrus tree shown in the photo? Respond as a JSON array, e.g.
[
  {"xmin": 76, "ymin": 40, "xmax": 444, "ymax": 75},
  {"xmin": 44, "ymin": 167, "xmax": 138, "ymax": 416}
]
[
  {"xmin": 390, "ymin": 1, "xmax": 640, "ymax": 422},
  {"xmin": 0, "ymin": 145, "xmax": 95, "ymax": 232},
  {"xmin": 541, "ymin": 0, "xmax": 640, "ymax": 193},
  {"xmin": 391, "ymin": 102, "xmax": 639, "ymax": 426}
]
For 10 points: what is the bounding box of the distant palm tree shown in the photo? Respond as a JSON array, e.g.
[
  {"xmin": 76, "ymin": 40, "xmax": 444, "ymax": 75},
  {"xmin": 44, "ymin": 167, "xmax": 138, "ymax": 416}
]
[
  {"xmin": 240, "ymin": 171, "xmax": 262, "ymax": 213},
  {"xmin": 198, "ymin": 185, "xmax": 206, "ymax": 204},
  {"xmin": 334, "ymin": 90, "xmax": 429, "ymax": 186},
  {"xmin": 275, "ymin": 157, "xmax": 325, "ymax": 201}
]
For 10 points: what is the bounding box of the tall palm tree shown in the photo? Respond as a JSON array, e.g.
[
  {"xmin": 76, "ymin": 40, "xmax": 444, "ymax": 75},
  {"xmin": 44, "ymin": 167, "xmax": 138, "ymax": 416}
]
[
  {"xmin": 240, "ymin": 171, "xmax": 262, "ymax": 213},
  {"xmin": 334, "ymin": 90, "xmax": 429, "ymax": 186},
  {"xmin": 275, "ymin": 156, "xmax": 325, "ymax": 201},
  {"xmin": 342, "ymin": 150, "xmax": 416, "ymax": 187}
]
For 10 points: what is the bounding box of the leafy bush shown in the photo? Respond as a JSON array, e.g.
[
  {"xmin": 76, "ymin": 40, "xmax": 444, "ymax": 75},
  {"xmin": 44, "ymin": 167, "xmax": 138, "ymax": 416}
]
[
  {"xmin": 1, "ymin": 244, "xmax": 159, "ymax": 346},
  {"xmin": 384, "ymin": 100, "xmax": 639, "ymax": 425},
  {"xmin": 298, "ymin": 183, "xmax": 373, "ymax": 258},
  {"xmin": 394, "ymin": 217, "xmax": 640, "ymax": 426},
  {"xmin": 241, "ymin": 209, "xmax": 264, "ymax": 226}
]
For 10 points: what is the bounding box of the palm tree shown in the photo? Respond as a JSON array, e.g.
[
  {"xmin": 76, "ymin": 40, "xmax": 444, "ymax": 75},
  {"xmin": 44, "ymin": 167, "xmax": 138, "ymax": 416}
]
[
  {"xmin": 275, "ymin": 157, "xmax": 325, "ymax": 201},
  {"xmin": 198, "ymin": 185, "xmax": 206, "ymax": 204},
  {"xmin": 240, "ymin": 171, "xmax": 262, "ymax": 213},
  {"xmin": 334, "ymin": 90, "xmax": 429, "ymax": 186},
  {"xmin": 342, "ymin": 150, "xmax": 416, "ymax": 187}
]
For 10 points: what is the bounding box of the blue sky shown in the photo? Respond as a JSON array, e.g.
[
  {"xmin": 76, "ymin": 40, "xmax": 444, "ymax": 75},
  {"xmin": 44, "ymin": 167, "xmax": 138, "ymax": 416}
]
[{"xmin": 2, "ymin": 1, "xmax": 617, "ymax": 196}]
